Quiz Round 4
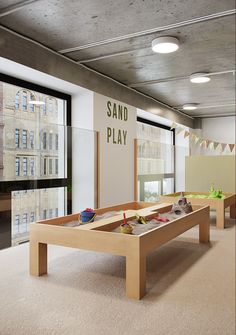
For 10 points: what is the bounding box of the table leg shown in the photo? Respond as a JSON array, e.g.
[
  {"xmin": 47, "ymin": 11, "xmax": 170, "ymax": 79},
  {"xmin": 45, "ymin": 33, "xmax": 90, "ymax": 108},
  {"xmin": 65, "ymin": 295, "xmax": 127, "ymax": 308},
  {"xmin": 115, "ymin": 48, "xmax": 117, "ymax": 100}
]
[
  {"xmin": 126, "ymin": 253, "xmax": 146, "ymax": 299},
  {"xmin": 230, "ymin": 203, "xmax": 236, "ymax": 219},
  {"xmin": 216, "ymin": 205, "xmax": 225, "ymax": 229},
  {"xmin": 199, "ymin": 213, "xmax": 210, "ymax": 243},
  {"xmin": 30, "ymin": 241, "xmax": 47, "ymax": 276}
]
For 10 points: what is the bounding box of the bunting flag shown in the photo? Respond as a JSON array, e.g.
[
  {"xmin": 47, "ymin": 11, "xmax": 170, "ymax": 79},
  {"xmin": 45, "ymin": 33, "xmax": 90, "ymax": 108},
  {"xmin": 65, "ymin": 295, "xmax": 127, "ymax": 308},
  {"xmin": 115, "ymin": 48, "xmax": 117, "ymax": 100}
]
[
  {"xmin": 209, "ymin": 142, "xmax": 214, "ymax": 150},
  {"xmin": 173, "ymin": 125, "xmax": 234, "ymax": 152},
  {"xmin": 195, "ymin": 136, "xmax": 200, "ymax": 144},
  {"xmin": 205, "ymin": 140, "xmax": 211, "ymax": 148},
  {"xmin": 170, "ymin": 122, "xmax": 177, "ymax": 130},
  {"xmin": 213, "ymin": 142, "xmax": 219, "ymax": 150},
  {"xmin": 200, "ymin": 140, "xmax": 205, "ymax": 147},
  {"xmin": 184, "ymin": 130, "xmax": 190, "ymax": 138},
  {"xmin": 229, "ymin": 144, "xmax": 235, "ymax": 152},
  {"xmin": 221, "ymin": 143, "xmax": 227, "ymax": 152},
  {"xmin": 190, "ymin": 133, "xmax": 196, "ymax": 141},
  {"xmin": 176, "ymin": 127, "xmax": 184, "ymax": 135}
]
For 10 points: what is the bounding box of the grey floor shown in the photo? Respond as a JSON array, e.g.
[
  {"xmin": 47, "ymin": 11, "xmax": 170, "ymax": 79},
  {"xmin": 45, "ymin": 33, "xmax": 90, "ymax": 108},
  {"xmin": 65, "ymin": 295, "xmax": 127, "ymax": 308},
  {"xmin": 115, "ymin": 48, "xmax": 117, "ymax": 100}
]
[{"xmin": 0, "ymin": 212, "xmax": 235, "ymax": 335}]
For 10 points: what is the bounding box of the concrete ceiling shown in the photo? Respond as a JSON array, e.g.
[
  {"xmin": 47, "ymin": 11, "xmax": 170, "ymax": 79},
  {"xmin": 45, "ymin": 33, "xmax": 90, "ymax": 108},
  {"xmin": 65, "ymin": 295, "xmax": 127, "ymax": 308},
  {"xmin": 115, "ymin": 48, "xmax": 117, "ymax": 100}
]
[{"xmin": 0, "ymin": 0, "xmax": 235, "ymax": 119}]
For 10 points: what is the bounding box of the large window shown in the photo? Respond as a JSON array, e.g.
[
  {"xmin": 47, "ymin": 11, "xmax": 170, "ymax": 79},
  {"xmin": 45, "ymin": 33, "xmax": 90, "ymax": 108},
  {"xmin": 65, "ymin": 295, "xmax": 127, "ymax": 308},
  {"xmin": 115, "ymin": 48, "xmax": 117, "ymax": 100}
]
[
  {"xmin": 137, "ymin": 118, "xmax": 175, "ymax": 201},
  {"xmin": 0, "ymin": 73, "xmax": 71, "ymax": 248}
]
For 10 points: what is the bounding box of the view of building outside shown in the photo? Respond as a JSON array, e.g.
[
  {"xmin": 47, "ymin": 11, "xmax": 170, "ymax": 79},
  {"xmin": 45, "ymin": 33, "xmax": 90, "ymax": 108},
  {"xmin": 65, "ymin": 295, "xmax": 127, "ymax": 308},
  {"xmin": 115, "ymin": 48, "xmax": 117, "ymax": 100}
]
[
  {"xmin": 0, "ymin": 81, "xmax": 67, "ymax": 245},
  {"xmin": 11, "ymin": 187, "xmax": 66, "ymax": 246},
  {"xmin": 0, "ymin": 82, "xmax": 66, "ymax": 181},
  {"xmin": 137, "ymin": 122, "xmax": 174, "ymax": 201}
]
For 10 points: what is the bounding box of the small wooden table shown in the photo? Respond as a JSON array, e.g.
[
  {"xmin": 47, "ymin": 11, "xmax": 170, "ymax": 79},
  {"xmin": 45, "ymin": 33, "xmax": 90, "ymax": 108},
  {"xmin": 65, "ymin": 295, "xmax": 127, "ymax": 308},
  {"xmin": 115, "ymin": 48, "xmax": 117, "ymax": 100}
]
[
  {"xmin": 160, "ymin": 192, "xmax": 236, "ymax": 229},
  {"xmin": 30, "ymin": 201, "xmax": 210, "ymax": 299}
]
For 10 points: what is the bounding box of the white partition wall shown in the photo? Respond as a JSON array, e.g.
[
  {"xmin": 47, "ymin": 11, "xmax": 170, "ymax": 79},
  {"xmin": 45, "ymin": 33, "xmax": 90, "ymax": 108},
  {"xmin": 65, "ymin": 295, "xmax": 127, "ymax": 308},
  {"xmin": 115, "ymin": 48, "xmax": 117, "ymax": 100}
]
[
  {"xmin": 94, "ymin": 93, "xmax": 136, "ymax": 207},
  {"xmin": 72, "ymin": 91, "xmax": 136, "ymax": 209}
]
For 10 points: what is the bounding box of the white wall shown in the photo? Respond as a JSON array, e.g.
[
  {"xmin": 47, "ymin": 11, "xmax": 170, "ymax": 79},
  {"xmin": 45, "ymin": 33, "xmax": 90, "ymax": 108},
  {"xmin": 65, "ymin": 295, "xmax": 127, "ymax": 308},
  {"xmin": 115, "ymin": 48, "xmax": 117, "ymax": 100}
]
[
  {"xmin": 202, "ymin": 117, "xmax": 235, "ymax": 143},
  {"xmin": 190, "ymin": 116, "xmax": 235, "ymax": 156},
  {"xmin": 72, "ymin": 128, "xmax": 97, "ymax": 213},
  {"xmin": 72, "ymin": 91, "xmax": 94, "ymax": 130},
  {"xmin": 72, "ymin": 91, "xmax": 137, "ymax": 209},
  {"xmin": 71, "ymin": 91, "xmax": 96, "ymax": 213},
  {"xmin": 175, "ymin": 127, "xmax": 190, "ymax": 192},
  {"xmin": 94, "ymin": 93, "xmax": 136, "ymax": 207}
]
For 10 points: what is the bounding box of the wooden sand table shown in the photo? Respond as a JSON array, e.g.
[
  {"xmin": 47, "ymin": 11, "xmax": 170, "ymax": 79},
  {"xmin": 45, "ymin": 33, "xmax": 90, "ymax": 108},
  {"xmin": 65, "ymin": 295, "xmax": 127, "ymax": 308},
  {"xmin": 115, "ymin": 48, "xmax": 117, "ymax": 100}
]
[{"xmin": 30, "ymin": 201, "xmax": 210, "ymax": 299}]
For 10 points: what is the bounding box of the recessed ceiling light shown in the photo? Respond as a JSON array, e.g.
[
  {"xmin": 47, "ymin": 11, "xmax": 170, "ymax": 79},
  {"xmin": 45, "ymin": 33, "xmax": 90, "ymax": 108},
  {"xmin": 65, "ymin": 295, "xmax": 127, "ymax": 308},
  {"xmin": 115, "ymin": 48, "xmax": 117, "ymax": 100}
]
[
  {"xmin": 190, "ymin": 73, "xmax": 211, "ymax": 83},
  {"xmin": 183, "ymin": 103, "xmax": 198, "ymax": 110},
  {"xmin": 152, "ymin": 36, "xmax": 179, "ymax": 54}
]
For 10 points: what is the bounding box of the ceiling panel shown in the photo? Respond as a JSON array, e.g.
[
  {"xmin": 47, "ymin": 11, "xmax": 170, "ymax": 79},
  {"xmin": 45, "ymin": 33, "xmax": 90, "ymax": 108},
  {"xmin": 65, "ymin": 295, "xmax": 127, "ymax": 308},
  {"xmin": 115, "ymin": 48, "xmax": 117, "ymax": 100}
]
[
  {"xmin": 137, "ymin": 74, "xmax": 235, "ymax": 106},
  {"xmin": 183, "ymin": 105, "xmax": 235, "ymax": 117},
  {"xmin": 80, "ymin": 16, "xmax": 235, "ymax": 84},
  {"xmin": 0, "ymin": 0, "xmax": 235, "ymax": 119},
  {"xmin": 0, "ymin": 1, "xmax": 22, "ymax": 10},
  {"xmin": 0, "ymin": 0, "xmax": 235, "ymax": 51}
]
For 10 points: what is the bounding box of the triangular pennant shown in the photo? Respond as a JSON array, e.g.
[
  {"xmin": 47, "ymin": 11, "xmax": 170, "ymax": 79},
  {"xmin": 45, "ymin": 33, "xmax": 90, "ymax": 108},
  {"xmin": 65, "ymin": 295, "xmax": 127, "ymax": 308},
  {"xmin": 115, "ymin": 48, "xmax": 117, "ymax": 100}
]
[
  {"xmin": 184, "ymin": 130, "xmax": 190, "ymax": 138},
  {"xmin": 209, "ymin": 142, "xmax": 214, "ymax": 150},
  {"xmin": 206, "ymin": 140, "xmax": 211, "ymax": 148},
  {"xmin": 195, "ymin": 136, "xmax": 200, "ymax": 144},
  {"xmin": 190, "ymin": 133, "xmax": 195, "ymax": 140},
  {"xmin": 176, "ymin": 127, "xmax": 184, "ymax": 135},
  {"xmin": 213, "ymin": 142, "xmax": 219, "ymax": 150},
  {"xmin": 229, "ymin": 144, "xmax": 235, "ymax": 152},
  {"xmin": 221, "ymin": 143, "xmax": 227, "ymax": 152},
  {"xmin": 170, "ymin": 122, "xmax": 177, "ymax": 130},
  {"xmin": 200, "ymin": 140, "xmax": 206, "ymax": 147}
]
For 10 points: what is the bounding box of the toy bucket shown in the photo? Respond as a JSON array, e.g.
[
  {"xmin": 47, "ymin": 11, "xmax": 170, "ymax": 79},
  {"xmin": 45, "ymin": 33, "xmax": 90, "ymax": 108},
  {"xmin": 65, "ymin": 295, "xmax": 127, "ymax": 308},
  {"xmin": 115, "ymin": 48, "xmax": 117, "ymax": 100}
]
[{"xmin": 80, "ymin": 211, "xmax": 96, "ymax": 223}]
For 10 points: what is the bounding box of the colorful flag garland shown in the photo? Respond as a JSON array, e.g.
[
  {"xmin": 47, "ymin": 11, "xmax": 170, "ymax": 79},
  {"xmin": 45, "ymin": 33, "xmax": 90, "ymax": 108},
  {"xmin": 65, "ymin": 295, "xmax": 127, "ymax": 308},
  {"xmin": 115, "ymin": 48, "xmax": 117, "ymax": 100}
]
[{"xmin": 171, "ymin": 122, "xmax": 235, "ymax": 152}]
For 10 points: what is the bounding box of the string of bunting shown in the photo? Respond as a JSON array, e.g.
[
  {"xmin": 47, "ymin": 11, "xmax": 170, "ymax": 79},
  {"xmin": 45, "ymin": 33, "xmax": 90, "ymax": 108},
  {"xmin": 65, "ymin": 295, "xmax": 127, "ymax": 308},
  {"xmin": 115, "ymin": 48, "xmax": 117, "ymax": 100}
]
[{"xmin": 170, "ymin": 123, "xmax": 235, "ymax": 152}]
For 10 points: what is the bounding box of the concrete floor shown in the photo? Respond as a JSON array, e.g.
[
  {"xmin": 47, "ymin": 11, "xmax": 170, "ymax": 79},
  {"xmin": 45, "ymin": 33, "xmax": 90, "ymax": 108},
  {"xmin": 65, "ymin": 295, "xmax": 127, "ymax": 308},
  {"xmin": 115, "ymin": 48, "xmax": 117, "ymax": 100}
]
[{"xmin": 0, "ymin": 213, "xmax": 235, "ymax": 335}]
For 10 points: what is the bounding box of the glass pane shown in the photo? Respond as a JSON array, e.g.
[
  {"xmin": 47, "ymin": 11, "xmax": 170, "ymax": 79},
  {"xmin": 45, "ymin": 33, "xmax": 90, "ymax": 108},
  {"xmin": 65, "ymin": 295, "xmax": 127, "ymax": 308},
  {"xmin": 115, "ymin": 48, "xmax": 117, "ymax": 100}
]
[
  {"xmin": 144, "ymin": 181, "xmax": 161, "ymax": 202},
  {"xmin": 163, "ymin": 178, "xmax": 174, "ymax": 195},
  {"xmin": 0, "ymin": 82, "xmax": 67, "ymax": 181},
  {"xmin": 11, "ymin": 187, "xmax": 67, "ymax": 246},
  {"xmin": 137, "ymin": 138, "xmax": 175, "ymax": 201},
  {"xmin": 137, "ymin": 122, "xmax": 173, "ymax": 145},
  {"xmin": 71, "ymin": 127, "xmax": 97, "ymax": 213}
]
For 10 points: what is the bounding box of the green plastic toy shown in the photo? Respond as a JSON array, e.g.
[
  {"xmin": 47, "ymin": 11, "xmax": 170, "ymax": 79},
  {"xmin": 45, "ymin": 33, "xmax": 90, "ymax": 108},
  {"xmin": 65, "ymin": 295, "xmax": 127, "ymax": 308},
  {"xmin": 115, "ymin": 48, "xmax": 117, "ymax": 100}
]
[{"xmin": 208, "ymin": 184, "xmax": 225, "ymax": 199}]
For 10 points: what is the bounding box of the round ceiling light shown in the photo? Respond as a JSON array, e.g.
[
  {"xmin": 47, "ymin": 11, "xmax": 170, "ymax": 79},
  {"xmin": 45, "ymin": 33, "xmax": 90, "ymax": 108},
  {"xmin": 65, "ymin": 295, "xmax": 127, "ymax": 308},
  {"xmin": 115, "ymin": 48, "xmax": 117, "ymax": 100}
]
[
  {"xmin": 182, "ymin": 103, "xmax": 198, "ymax": 110},
  {"xmin": 151, "ymin": 36, "xmax": 179, "ymax": 53},
  {"xmin": 190, "ymin": 73, "xmax": 211, "ymax": 83}
]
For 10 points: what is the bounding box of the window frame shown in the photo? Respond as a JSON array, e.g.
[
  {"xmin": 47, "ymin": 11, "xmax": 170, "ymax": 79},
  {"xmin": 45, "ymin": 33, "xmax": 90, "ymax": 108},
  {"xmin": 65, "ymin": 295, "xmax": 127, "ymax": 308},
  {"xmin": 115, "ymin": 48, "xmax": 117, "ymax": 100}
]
[{"xmin": 0, "ymin": 73, "xmax": 72, "ymax": 249}]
